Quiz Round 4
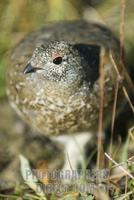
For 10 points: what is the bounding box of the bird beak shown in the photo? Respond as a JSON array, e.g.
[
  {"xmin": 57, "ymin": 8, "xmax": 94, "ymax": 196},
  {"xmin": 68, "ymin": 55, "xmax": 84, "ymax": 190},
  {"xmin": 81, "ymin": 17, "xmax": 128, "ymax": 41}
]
[{"xmin": 23, "ymin": 63, "xmax": 36, "ymax": 74}]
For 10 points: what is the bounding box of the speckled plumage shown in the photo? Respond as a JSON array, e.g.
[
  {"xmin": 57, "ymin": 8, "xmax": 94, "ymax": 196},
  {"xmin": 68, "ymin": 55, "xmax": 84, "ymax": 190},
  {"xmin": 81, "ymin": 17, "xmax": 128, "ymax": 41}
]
[{"xmin": 7, "ymin": 20, "xmax": 121, "ymax": 136}]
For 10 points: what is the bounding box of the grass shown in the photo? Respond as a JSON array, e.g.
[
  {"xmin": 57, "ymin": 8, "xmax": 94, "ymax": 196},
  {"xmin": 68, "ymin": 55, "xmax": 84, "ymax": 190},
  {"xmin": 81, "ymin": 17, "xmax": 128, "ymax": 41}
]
[
  {"xmin": 0, "ymin": 0, "xmax": 134, "ymax": 99},
  {"xmin": 0, "ymin": 0, "xmax": 80, "ymax": 99},
  {"xmin": 0, "ymin": 0, "xmax": 134, "ymax": 199}
]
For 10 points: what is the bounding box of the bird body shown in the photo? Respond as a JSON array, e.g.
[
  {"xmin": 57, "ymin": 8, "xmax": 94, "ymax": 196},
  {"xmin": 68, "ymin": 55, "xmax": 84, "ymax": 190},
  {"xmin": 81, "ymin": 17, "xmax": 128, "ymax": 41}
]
[{"xmin": 7, "ymin": 20, "xmax": 120, "ymax": 137}]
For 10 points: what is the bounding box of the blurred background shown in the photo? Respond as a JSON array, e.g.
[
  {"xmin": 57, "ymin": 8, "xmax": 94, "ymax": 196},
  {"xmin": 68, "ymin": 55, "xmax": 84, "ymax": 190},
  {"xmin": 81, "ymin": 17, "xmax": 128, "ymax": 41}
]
[
  {"xmin": 0, "ymin": 0, "xmax": 134, "ymax": 99},
  {"xmin": 0, "ymin": 0, "xmax": 134, "ymax": 195}
]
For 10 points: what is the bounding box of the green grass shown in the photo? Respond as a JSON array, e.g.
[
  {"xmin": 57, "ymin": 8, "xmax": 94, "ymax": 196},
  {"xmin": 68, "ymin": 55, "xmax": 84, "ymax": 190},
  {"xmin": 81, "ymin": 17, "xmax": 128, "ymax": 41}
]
[
  {"xmin": 0, "ymin": 59, "xmax": 7, "ymax": 98},
  {"xmin": 0, "ymin": 0, "xmax": 80, "ymax": 99},
  {"xmin": 0, "ymin": 0, "xmax": 134, "ymax": 199}
]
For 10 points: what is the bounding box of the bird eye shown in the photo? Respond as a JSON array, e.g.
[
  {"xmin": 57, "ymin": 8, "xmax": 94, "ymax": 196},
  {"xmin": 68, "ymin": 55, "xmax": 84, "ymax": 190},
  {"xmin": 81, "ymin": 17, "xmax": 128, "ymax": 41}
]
[{"xmin": 53, "ymin": 56, "xmax": 62, "ymax": 65}]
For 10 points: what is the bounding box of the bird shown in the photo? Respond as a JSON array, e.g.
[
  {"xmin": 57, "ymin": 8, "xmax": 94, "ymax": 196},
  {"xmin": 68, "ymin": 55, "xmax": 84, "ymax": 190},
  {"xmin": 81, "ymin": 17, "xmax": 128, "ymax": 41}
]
[{"xmin": 6, "ymin": 20, "xmax": 124, "ymax": 179}]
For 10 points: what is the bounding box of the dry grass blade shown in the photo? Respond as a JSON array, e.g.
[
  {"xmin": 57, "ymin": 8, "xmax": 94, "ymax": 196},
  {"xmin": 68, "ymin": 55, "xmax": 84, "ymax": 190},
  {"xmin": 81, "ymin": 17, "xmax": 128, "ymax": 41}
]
[
  {"xmin": 109, "ymin": 51, "xmax": 123, "ymax": 79},
  {"xmin": 109, "ymin": 0, "xmax": 126, "ymax": 159},
  {"xmin": 122, "ymin": 86, "xmax": 134, "ymax": 113},
  {"xmin": 115, "ymin": 191, "xmax": 133, "ymax": 200},
  {"xmin": 109, "ymin": 52, "xmax": 134, "ymax": 113},
  {"xmin": 19, "ymin": 155, "xmax": 47, "ymax": 200},
  {"xmin": 120, "ymin": 0, "xmax": 126, "ymax": 61},
  {"xmin": 127, "ymin": 155, "xmax": 134, "ymax": 163},
  {"xmin": 97, "ymin": 47, "xmax": 105, "ymax": 169},
  {"xmin": 128, "ymin": 127, "xmax": 134, "ymax": 140},
  {"xmin": 125, "ymin": 175, "xmax": 128, "ymax": 195},
  {"xmin": 105, "ymin": 153, "xmax": 134, "ymax": 179},
  {"xmin": 66, "ymin": 152, "xmax": 73, "ymax": 171},
  {"xmin": 109, "ymin": 77, "xmax": 119, "ymax": 158}
]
